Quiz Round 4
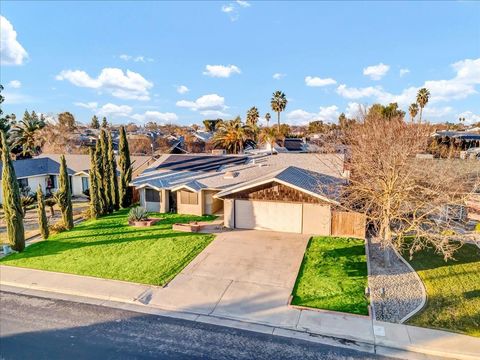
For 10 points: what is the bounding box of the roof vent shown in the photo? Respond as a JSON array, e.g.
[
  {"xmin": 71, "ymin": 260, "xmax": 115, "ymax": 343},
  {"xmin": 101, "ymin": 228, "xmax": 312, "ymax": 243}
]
[{"xmin": 224, "ymin": 171, "xmax": 235, "ymax": 179}]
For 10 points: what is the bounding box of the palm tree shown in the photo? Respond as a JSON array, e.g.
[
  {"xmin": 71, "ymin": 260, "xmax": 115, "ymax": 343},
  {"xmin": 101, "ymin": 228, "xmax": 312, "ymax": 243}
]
[
  {"xmin": 213, "ymin": 117, "xmax": 250, "ymax": 154},
  {"xmin": 259, "ymin": 127, "xmax": 278, "ymax": 155},
  {"xmin": 246, "ymin": 106, "xmax": 260, "ymax": 127},
  {"xmin": 408, "ymin": 103, "xmax": 419, "ymax": 123},
  {"xmin": 10, "ymin": 111, "xmax": 46, "ymax": 157},
  {"xmin": 270, "ymin": 91, "xmax": 288, "ymax": 131},
  {"xmin": 265, "ymin": 112, "xmax": 271, "ymax": 127},
  {"xmin": 416, "ymin": 88, "xmax": 430, "ymax": 123}
]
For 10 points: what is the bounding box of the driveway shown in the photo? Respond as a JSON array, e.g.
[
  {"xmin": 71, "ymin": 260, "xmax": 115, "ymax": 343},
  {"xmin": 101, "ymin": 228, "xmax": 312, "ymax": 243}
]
[{"xmin": 149, "ymin": 230, "xmax": 310, "ymax": 327}]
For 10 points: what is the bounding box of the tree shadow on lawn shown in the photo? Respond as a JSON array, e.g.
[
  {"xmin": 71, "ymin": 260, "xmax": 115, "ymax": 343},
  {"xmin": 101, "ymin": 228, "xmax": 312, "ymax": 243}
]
[
  {"xmin": 0, "ymin": 231, "xmax": 213, "ymax": 262},
  {"xmin": 320, "ymin": 245, "xmax": 368, "ymax": 278}
]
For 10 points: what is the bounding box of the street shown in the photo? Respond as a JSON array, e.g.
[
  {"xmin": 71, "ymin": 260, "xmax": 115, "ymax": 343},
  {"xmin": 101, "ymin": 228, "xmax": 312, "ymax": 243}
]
[{"xmin": 0, "ymin": 291, "xmax": 390, "ymax": 360}]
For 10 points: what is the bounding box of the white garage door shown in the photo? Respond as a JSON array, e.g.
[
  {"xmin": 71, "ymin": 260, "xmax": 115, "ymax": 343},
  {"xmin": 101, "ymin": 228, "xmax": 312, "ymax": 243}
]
[{"xmin": 234, "ymin": 200, "xmax": 303, "ymax": 233}]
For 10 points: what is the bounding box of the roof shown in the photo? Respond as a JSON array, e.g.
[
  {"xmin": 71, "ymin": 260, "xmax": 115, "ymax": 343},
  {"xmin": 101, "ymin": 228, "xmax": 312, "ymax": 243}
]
[
  {"xmin": 132, "ymin": 153, "xmax": 345, "ymax": 202},
  {"xmin": 214, "ymin": 166, "xmax": 343, "ymax": 203},
  {"xmin": 0, "ymin": 158, "xmax": 75, "ymax": 179},
  {"xmin": 282, "ymin": 138, "xmax": 305, "ymax": 152},
  {"xmin": 37, "ymin": 154, "xmax": 153, "ymax": 173},
  {"xmin": 434, "ymin": 131, "xmax": 480, "ymax": 141}
]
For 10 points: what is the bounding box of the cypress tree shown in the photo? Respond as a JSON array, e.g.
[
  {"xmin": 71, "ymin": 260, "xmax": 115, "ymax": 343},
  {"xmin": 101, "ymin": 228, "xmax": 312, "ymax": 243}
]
[
  {"xmin": 118, "ymin": 126, "xmax": 133, "ymax": 208},
  {"xmin": 89, "ymin": 148, "xmax": 100, "ymax": 219},
  {"xmin": 57, "ymin": 155, "xmax": 74, "ymax": 230},
  {"xmin": 108, "ymin": 132, "xmax": 120, "ymax": 211},
  {"xmin": 36, "ymin": 185, "xmax": 49, "ymax": 239},
  {"xmin": 1, "ymin": 131, "xmax": 25, "ymax": 252},
  {"xmin": 91, "ymin": 115, "xmax": 100, "ymax": 129},
  {"xmin": 100, "ymin": 129, "xmax": 113, "ymax": 213},
  {"xmin": 101, "ymin": 117, "xmax": 108, "ymax": 128},
  {"xmin": 94, "ymin": 140, "xmax": 107, "ymax": 215}
]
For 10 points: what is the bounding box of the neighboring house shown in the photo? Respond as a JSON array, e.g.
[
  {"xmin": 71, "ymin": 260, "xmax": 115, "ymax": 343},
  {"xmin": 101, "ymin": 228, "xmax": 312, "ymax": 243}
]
[
  {"xmin": 131, "ymin": 153, "xmax": 347, "ymax": 234},
  {"xmin": 0, "ymin": 157, "xmax": 75, "ymax": 204},
  {"xmin": 37, "ymin": 154, "xmax": 154, "ymax": 196}
]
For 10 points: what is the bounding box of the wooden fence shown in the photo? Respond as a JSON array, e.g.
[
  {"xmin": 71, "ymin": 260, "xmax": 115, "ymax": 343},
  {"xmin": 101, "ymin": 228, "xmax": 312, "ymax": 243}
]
[{"xmin": 331, "ymin": 211, "xmax": 366, "ymax": 239}]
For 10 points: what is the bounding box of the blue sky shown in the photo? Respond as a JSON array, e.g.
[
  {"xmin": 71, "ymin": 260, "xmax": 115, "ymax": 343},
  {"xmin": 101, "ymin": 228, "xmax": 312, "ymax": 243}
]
[{"xmin": 1, "ymin": 1, "xmax": 479, "ymax": 125}]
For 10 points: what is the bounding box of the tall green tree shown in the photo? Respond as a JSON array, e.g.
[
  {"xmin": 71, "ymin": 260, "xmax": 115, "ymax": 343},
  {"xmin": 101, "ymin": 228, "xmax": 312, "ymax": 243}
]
[
  {"xmin": 91, "ymin": 115, "xmax": 100, "ymax": 129},
  {"xmin": 118, "ymin": 126, "xmax": 133, "ymax": 208},
  {"xmin": 89, "ymin": 148, "xmax": 101, "ymax": 219},
  {"xmin": 57, "ymin": 155, "xmax": 74, "ymax": 230},
  {"xmin": 58, "ymin": 112, "xmax": 76, "ymax": 131},
  {"xmin": 246, "ymin": 107, "xmax": 260, "ymax": 127},
  {"xmin": 108, "ymin": 132, "xmax": 120, "ymax": 211},
  {"xmin": 213, "ymin": 117, "xmax": 250, "ymax": 154},
  {"xmin": 36, "ymin": 185, "xmax": 49, "ymax": 239},
  {"xmin": 416, "ymin": 88, "xmax": 430, "ymax": 123},
  {"xmin": 1, "ymin": 131, "xmax": 25, "ymax": 251},
  {"xmin": 94, "ymin": 140, "xmax": 107, "ymax": 214},
  {"xmin": 99, "ymin": 129, "xmax": 113, "ymax": 213},
  {"xmin": 264, "ymin": 112, "xmax": 271, "ymax": 127},
  {"xmin": 10, "ymin": 110, "xmax": 46, "ymax": 157},
  {"xmin": 101, "ymin": 116, "xmax": 108, "ymax": 128},
  {"xmin": 409, "ymin": 103, "xmax": 419, "ymax": 123},
  {"xmin": 270, "ymin": 91, "xmax": 288, "ymax": 132},
  {"xmin": 0, "ymin": 85, "xmax": 16, "ymax": 136}
]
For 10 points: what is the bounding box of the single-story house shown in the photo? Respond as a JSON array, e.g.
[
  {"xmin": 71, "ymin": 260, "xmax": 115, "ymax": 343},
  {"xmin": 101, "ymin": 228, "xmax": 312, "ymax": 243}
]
[
  {"xmin": 0, "ymin": 154, "xmax": 154, "ymax": 204},
  {"xmin": 0, "ymin": 157, "xmax": 76, "ymax": 204},
  {"xmin": 131, "ymin": 153, "xmax": 347, "ymax": 234}
]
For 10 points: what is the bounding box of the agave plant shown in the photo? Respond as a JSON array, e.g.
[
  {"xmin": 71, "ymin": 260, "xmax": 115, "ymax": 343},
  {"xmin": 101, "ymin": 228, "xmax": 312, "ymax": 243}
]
[
  {"xmin": 128, "ymin": 206, "xmax": 148, "ymax": 222},
  {"xmin": 21, "ymin": 195, "xmax": 36, "ymax": 216}
]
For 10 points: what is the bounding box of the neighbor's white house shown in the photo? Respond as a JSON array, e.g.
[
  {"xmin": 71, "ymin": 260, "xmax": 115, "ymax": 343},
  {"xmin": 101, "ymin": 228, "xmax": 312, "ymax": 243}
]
[{"xmin": 0, "ymin": 154, "xmax": 153, "ymax": 204}]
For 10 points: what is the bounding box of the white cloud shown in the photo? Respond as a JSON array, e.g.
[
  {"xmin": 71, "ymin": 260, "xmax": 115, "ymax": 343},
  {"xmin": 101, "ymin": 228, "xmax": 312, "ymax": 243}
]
[
  {"xmin": 74, "ymin": 101, "xmax": 98, "ymax": 110},
  {"xmin": 286, "ymin": 106, "xmax": 339, "ymax": 125},
  {"xmin": 199, "ymin": 110, "xmax": 231, "ymax": 118},
  {"xmin": 56, "ymin": 68, "xmax": 153, "ymax": 101},
  {"xmin": 236, "ymin": 0, "xmax": 250, "ymax": 7},
  {"xmin": 119, "ymin": 54, "xmax": 153, "ymax": 63},
  {"xmin": 97, "ymin": 103, "xmax": 133, "ymax": 117},
  {"xmin": 273, "ymin": 73, "xmax": 286, "ymax": 80},
  {"xmin": 338, "ymin": 58, "xmax": 480, "ymax": 107},
  {"xmin": 221, "ymin": 4, "xmax": 235, "ymax": 13},
  {"xmin": 8, "ymin": 80, "xmax": 21, "ymax": 88},
  {"xmin": 345, "ymin": 102, "xmax": 367, "ymax": 118},
  {"xmin": 305, "ymin": 76, "xmax": 337, "ymax": 87},
  {"xmin": 203, "ymin": 64, "xmax": 241, "ymax": 78},
  {"xmin": 399, "ymin": 68, "xmax": 410, "ymax": 77},
  {"xmin": 176, "ymin": 85, "xmax": 189, "ymax": 94},
  {"xmin": 457, "ymin": 111, "xmax": 480, "ymax": 125},
  {"xmin": 423, "ymin": 106, "xmax": 454, "ymax": 118},
  {"xmin": 363, "ymin": 63, "xmax": 390, "ymax": 80},
  {"xmin": 176, "ymin": 94, "xmax": 227, "ymax": 112},
  {"xmin": 336, "ymin": 84, "xmax": 385, "ymax": 99},
  {"xmin": 0, "ymin": 16, "xmax": 28, "ymax": 65},
  {"xmin": 131, "ymin": 111, "xmax": 178, "ymax": 124}
]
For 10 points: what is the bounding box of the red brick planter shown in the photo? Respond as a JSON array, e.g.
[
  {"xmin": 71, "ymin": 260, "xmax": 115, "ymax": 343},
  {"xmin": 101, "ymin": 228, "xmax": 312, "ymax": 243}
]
[{"xmin": 128, "ymin": 218, "xmax": 161, "ymax": 227}]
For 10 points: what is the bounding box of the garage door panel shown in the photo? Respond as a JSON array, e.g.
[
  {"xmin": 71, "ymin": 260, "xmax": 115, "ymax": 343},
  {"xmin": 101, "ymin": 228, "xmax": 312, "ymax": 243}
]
[{"xmin": 235, "ymin": 200, "xmax": 302, "ymax": 233}]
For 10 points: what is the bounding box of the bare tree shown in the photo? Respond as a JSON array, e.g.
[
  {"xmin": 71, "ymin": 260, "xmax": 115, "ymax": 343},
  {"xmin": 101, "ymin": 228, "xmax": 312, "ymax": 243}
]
[{"xmin": 342, "ymin": 114, "xmax": 479, "ymax": 264}]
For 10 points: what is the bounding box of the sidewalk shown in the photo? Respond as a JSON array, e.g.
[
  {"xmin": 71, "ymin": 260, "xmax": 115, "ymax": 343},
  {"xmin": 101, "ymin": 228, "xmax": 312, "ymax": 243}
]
[{"xmin": 1, "ymin": 265, "xmax": 479, "ymax": 360}]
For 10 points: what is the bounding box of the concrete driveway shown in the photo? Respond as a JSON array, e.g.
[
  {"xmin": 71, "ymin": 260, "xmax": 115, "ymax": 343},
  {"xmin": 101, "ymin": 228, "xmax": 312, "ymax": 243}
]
[{"xmin": 149, "ymin": 230, "xmax": 310, "ymax": 327}]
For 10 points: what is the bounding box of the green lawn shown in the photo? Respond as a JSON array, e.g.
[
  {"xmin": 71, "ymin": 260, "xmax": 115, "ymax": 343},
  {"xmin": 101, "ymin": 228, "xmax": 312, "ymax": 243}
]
[
  {"xmin": 404, "ymin": 243, "xmax": 480, "ymax": 337},
  {"xmin": 291, "ymin": 236, "xmax": 369, "ymax": 315},
  {"xmin": 0, "ymin": 209, "xmax": 216, "ymax": 286}
]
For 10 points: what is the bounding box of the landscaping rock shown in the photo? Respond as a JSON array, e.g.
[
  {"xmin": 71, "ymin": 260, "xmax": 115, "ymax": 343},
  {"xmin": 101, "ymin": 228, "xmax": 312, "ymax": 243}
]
[{"xmin": 367, "ymin": 238, "xmax": 425, "ymax": 323}]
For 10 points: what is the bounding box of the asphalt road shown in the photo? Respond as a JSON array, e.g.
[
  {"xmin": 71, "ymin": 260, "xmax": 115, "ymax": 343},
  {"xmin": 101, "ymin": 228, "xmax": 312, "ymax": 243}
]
[{"xmin": 0, "ymin": 291, "xmax": 391, "ymax": 360}]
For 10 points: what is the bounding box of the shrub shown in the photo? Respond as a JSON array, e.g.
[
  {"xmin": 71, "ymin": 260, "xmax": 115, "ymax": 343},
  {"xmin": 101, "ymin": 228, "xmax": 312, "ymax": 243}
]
[
  {"xmin": 128, "ymin": 206, "xmax": 148, "ymax": 222},
  {"xmin": 50, "ymin": 221, "xmax": 67, "ymax": 234}
]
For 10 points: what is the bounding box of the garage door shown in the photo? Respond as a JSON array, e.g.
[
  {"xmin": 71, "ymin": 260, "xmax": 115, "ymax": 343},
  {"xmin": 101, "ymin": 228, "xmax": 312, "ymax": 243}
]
[{"xmin": 234, "ymin": 200, "xmax": 302, "ymax": 233}]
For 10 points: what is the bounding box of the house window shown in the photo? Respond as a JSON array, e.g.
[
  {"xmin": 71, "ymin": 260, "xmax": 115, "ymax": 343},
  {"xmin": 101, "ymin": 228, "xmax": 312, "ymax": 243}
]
[
  {"xmin": 46, "ymin": 175, "xmax": 57, "ymax": 189},
  {"xmin": 145, "ymin": 189, "xmax": 160, "ymax": 202},
  {"xmin": 82, "ymin": 177, "xmax": 89, "ymax": 192},
  {"xmin": 180, "ymin": 190, "xmax": 198, "ymax": 205},
  {"xmin": 17, "ymin": 178, "xmax": 29, "ymax": 191}
]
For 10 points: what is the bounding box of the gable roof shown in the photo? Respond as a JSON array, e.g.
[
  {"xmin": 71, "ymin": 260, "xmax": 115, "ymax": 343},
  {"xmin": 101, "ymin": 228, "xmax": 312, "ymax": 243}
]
[
  {"xmin": 214, "ymin": 166, "xmax": 343, "ymax": 204},
  {"xmin": 131, "ymin": 153, "xmax": 346, "ymax": 203},
  {"xmin": 0, "ymin": 158, "xmax": 75, "ymax": 179}
]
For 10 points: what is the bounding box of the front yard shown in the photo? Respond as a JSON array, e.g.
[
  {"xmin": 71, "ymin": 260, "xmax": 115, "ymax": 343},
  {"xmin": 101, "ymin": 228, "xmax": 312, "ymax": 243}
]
[
  {"xmin": 405, "ymin": 243, "xmax": 480, "ymax": 337},
  {"xmin": 0, "ymin": 209, "xmax": 215, "ymax": 286},
  {"xmin": 291, "ymin": 236, "xmax": 369, "ymax": 315}
]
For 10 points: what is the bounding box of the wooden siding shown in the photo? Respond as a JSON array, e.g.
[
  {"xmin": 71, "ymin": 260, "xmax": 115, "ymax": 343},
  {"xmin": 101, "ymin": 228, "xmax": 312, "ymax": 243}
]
[
  {"xmin": 331, "ymin": 211, "xmax": 366, "ymax": 239},
  {"xmin": 225, "ymin": 181, "xmax": 327, "ymax": 204}
]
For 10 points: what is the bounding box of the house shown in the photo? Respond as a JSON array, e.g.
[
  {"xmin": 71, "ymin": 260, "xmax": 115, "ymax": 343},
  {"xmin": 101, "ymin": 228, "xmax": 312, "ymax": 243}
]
[
  {"xmin": 0, "ymin": 157, "xmax": 75, "ymax": 204},
  {"xmin": 131, "ymin": 153, "xmax": 347, "ymax": 234}
]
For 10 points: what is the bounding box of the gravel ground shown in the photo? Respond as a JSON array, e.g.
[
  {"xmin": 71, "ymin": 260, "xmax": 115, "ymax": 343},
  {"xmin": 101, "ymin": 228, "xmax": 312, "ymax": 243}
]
[{"xmin": 367, "ymin": 238, "xmax": 425, "ymax": 323}]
